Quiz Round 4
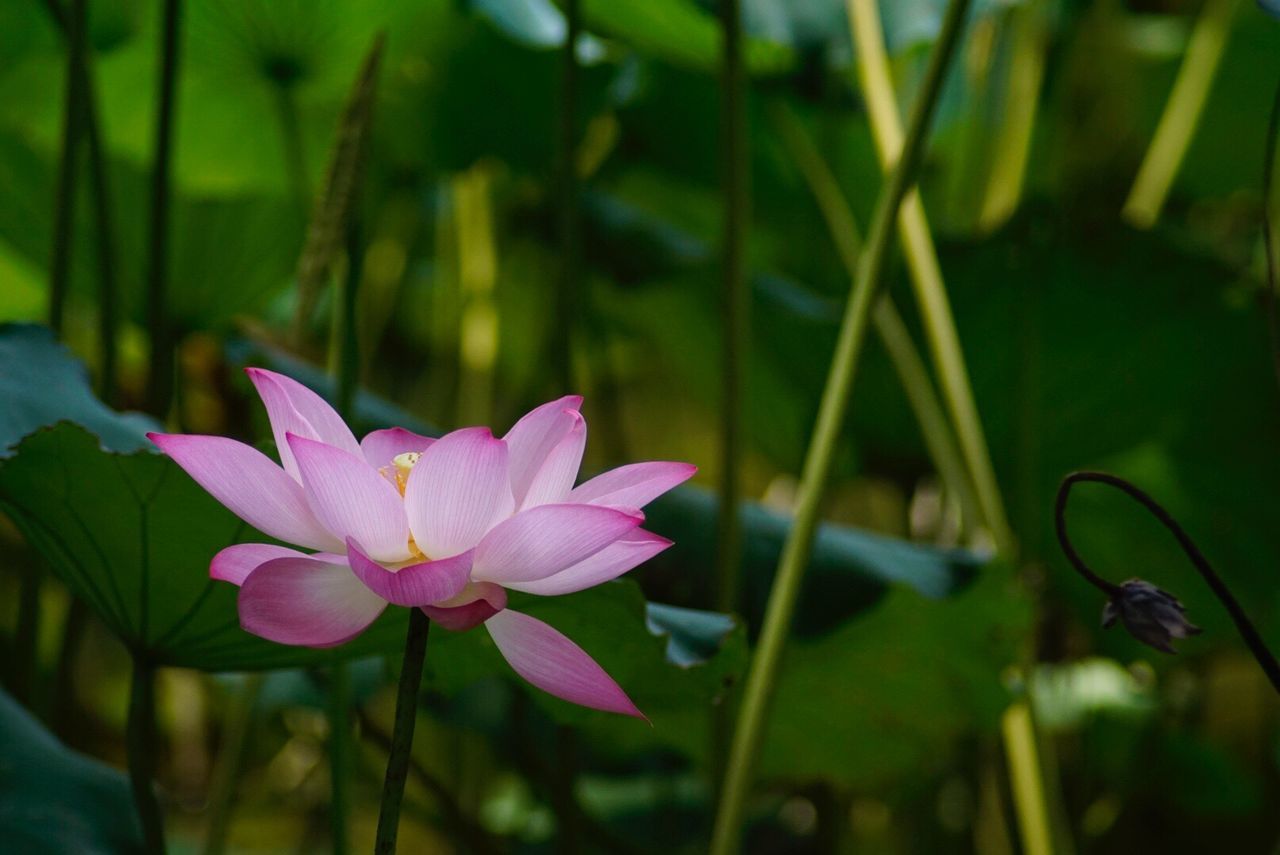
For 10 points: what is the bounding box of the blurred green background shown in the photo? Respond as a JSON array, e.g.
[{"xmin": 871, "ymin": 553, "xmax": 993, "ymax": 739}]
[{"xmin": 2, "ymin": 0, "xmax": 1280, "ymax": 852}]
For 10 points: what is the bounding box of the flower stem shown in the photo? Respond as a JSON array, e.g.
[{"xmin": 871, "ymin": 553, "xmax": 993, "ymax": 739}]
[
  {"xmin": 201, "ymin": 674, "xmax": 264, "ymax": 855},
  {"xmin": 328, "ymin": 662, "xmax": 351, "ymax": 855},
  {"xmin": 1055, "ymin": 471, "xmax": 1280, "ymax": 693},
  {"xmin": 1001, "ymin": 701, "xmax": 1053, "ymax": 855},
  {"xmin": 977, "ymin": 0, "xmax": 1048, "ymax": 232},
  {"xmin": 40, "ymin": 0, "xmax": 121, "ymax": 404},
  {"xmin": 707, "ymin": 1, "xmax": 971, "ymax": 850},
  {"xmin": 48, "ymin": 0, "xmax": 86, "ymax": 336},
  {"xmin": 846, "ymin": 0, "xmax": 1014, "ymax": 556},
  {"xmin": 554, "ymin": 0, "xmax": 581, "ymax": 393},
  {"xmin": 1261, "ymin": 77, "xmax": 1280, "ymax": 394},
  {"xmin": 374, "ymin": 608, "xmax": 431, "ymax": 854},
  {"xmin": 768, "ymin": 99, "xmax": 981, "ymax": 537},
  {"xmin": 715, "ymin": 0, "xmax": 749, "ymax": 616},
  {"xmin": 1123, "ymin": 0, "xmax": 1240, "ymax": 228},
  {"xmin": 127, "ymin": 655, "xmax": 166, "ymax": 854},
  {"xmin": 144, "ymin": 0, "xmax": 182, "ymax": 418}
]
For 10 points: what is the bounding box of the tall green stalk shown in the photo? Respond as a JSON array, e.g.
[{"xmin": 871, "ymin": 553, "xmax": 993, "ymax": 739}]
[
  {"xmin": 41, "ymin": 0, "xmax": 121, "ymax": 403},
  {"xmin": 201, "ymin": 674, "xmax": 264, "ymax": 855},
  {"xmin": 374, "ymin": 609, "xmax": 432, "ymax": 854},
  {"xmin": 978, "ymin": 0, "xmax": 1049, "ymax": 231},
  {"xmin": 48, "ymin": 0, "xmax": 86, "ymax": 336},
  {"xmin": 127, "ymin": 655, "xmax": 166, "ymax": 854},
  {"xmin": 144, "ymin": 0, "xmax": 182, "ymax": 418},
  {"xmin": 1261, "ymin": 80, "xmax": 1280, "ymax": 392},
  {"xmin": 1123, "ymin": 0, "xmax": 1241, "ymax": 228},
  {"xmin": 847, "ymin": 0, "xmax": 1013, "ymax": 555},
  {"xmin": 21, "ymin": 0, "xmax": 89, "ymax": 715},
  {"xmin": 274, "ymin": 84, "xmax": 311, "ymax": 220},
  {"xmin": 707, "ymin": 1, "xmax": 971, "ymax": 849},
  {"xmin": 715, "ymin": 0, "xmax": 749, "ymax": 614},
  {"xmin": 555, "ymin": 0, "xmax": 581, "ymax": 393},
  {"xmin": 769, "ymin": 100, "xmax": 980, "ymax": 536},
  {"xmin": 328, "ymin": 661, "xmax": 351, "ymax": 855}
]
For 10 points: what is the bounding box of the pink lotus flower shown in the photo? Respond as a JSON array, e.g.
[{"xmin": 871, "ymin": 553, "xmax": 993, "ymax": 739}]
[{"xmin": 149, "ymin": 368, "xmax": 694, "ymax": 717}]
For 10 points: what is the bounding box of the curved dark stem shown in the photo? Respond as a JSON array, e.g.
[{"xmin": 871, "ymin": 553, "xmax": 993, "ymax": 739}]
[
  {"xmin": 1056, "ymin": 471, "xmax": 1280, "ymax": 694},
  {"xmin": 1262, "ymin": 76, "xmax": 1280, "ymax": 395}
]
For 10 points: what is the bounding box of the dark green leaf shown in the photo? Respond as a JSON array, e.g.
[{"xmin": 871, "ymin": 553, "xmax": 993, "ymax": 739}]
[
  {"xmin": 0, "ymin": 423, "xmax": 406, "ymax": 671},
  {"xmin": 0, "ymin": 687, "xmax": 144, "ymax": 854},
  {"xmin": 759, "ymin": 567, "xmax": 1029, "ymax": 786},
  {"xmin": 0, "ymin": 323, "xmax": 154, "ymax": 457}
]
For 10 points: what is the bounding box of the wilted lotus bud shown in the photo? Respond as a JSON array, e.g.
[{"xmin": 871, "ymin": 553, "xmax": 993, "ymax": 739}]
[{"xmin": 1101, "ymin": 579, "xmax": 1202, "ymax": 654}]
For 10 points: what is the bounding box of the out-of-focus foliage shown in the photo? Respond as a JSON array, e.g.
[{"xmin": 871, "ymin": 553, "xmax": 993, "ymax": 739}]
[
  {"xmin": 0, "ymin": 687, "xmax": 143, "ymax": 853},
  {"xmin": 2, "ymin": 0, "xmax": 1280, "ymax": 851}
]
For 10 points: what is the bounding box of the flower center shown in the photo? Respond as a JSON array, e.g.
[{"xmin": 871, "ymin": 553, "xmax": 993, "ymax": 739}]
[
  {"xmin": 382, "ymin": 451, "xmax": 421, "ymax": 496},
  {"xmin": 383, "ymin": 452, "xmax": 427, "ymax": 561}
]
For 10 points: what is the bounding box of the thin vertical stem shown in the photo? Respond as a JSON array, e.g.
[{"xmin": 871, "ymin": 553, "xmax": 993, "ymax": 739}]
[
  {"xmin": 144, "ymin": 0, "xmax": 182, "ymax": 418},
  {"xmin": 715, "ymin": 0, "xmax": 749, "ymax": 614},
  {"xmin": 21, "ymin": 0, "xmax": 89, "ymax": 715},
  {"xmin": 1261, "ymin": 78, "xmax": 1280, "ymax": 393},
  {"xmin": 333, "ymin": 220, "xmax": 362, "ymax": 419},
  {"xmin": 768, "ymin": 99, "xmax": 980, "ymax": 536},
  {"xmin": 555, "ymin": 0, "xmax": 581, "ymax": 393},
  {"xmin": 374, "ymin": 609, "xmax": 431, "ymax": 854},
  {"xmin": 1001, "ymin": 701, "xmax": 1053, "ymax": 855},
  {"xmin": 274, "ymin": 84, "xmax": 311, "ymax": 219},
  {"xmin": 847, "ymin": 0, "xmax": 1014, "ymax": 556},
  {"xmin": 40, "ymin": 0, "xmax": 121, "ymax": 403},
  {"xmin": 87, "ymin": 100, "xmax": 120, "ymax": 405},
  {"xmin": 127, "ymin": 655, "xmax": 166, "ymax": 854},
  {"xmin": 48, "ymin": 0, "xmax": 86, "ymax": 336},
  {"xmin": 1123, "ymin": 0, "xmax": 1241, "ymax": 228},
  {"xmin": 550, "ymin": 726, "xmax": 582, "ymax": 854},
  {"xmin": 708, "ymin": 2, "xmax": 970, "ymax": 850},
  {"xmin": 201, "ymin": 674, "xmax": 264, "ymax": 855},
  {"xmin": 978, "ymin": 0, "xmax": 1048, "ymax": 231},
  {"xmin": 328, "ymin": 662, "xmax": 350, "ymax": 855},
  {"xmin": 11, "ymin": 563, "xmax": 41, "ymax": 706}
]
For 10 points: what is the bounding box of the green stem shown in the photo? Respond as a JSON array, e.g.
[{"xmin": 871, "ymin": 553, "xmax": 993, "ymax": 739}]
[
  {"xmin": 127, "ymin": 655, "xmax": 166, "ymax": 854},
  {"xmin": 978, "ymin": 0, "xmax": 1048, "ymax": 231},
  {"xmin": 41, "ymin": 0, "xmax": 121, "ymax": 404},
  {"xmin": 848, "ymin": 0, "xmax": 1014, "ymax": 556},
  {"xmin": 1001, "ymin": 700, "xmax": 1053, "ymax": 855},
  {"xmin": 374, "ymin": 609, "xmax": 431, "ymax": 854},
  {"xmin": 87, "ymin": 101, "xmax": 119, "ymax": 404},
  {"xmin": 550, "ymin": 726, "xmax": 582, "ymax": 854},
  {"xmin": 554, "ymin": 0, "xmax": 581, "ymax": 393},
  {"xmin": 52, "ymin": 597, "xmax": 89, "ymax": 737},
  {"xmin": 715, "ymin": 0, "xmax": 749, "ymax": 615},
  {"xmin": 48, "ymin": 0, "xmax": 86, "ymax": 336},
  {"xmin": 1123, "ymin": 0, "xmax": 1240, "ymax": 228},
  {"xmin": 144, "ymin": 0, "xmax": 182, "ymax": 418},
  {"xmin": 355, "ymin": 707, "xmax": 500, "ymax": 855},
  {"xmin": 768, "ymin": 99, "xmax": 980, "ymax": 536},
  {"xmin": 201, "ymin": 674, "xmax": 264, "ymax": 855},
  {"xmin": 332, "ymin": 220, "xmax": 362, "ymax": 419},
  {"xmin": 328, "ymin": 662, "xmax": 350, "ymax": 855},
  {"xmin": 1262, "ymin": 78, "xmax": 1280, "ymax": 393},
  {"xmin": 12, "ymin": 563, "xmax": 41, "ymax": 706},
  {"xmin": 274, "ymin": 84, "xmax": 311, "ymax": 220},
  {"xmin": 707, "ymin": 1, "xmax": 971, "ymax": 850}
]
